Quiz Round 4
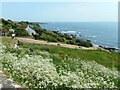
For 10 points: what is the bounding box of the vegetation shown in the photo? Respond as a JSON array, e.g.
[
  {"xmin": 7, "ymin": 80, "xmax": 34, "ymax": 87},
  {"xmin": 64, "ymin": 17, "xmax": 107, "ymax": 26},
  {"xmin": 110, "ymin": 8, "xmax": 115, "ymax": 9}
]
[
  {"xmin": 1, "ymin": 19, "xmax": 18, "ymax": 30},
  {"xmin": 32, "ymin": 26, "xmax": 93, "ymax": 47},
  {"xmin": 1, "ymin": 36, "xmax": 119, "ymax": 71},
  {"xmin": 20, "ymin": 42, "xmax": 119, "ymax": 71},
  {"xmin": 14, "ymin": 29, "xmax": 29, "ymax": 37},
  {"xmin": 1, "ymin": 18, "xmax": 93, "ymax": 47},
  {"xmin": 0, "ymin": 36, "xmax": 119, "ymax": 89}
]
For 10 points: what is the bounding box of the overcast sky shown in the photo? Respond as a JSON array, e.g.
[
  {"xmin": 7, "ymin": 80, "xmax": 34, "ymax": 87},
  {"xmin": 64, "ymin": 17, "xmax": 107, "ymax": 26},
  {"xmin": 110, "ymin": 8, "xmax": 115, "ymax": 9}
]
[{"xmin": 1, "ymin": 1, "xmax": 118, "ymax": 22}]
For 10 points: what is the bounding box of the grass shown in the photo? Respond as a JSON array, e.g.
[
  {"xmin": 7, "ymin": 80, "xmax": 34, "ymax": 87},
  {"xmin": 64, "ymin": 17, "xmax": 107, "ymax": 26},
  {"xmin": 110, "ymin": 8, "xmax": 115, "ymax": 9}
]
[
  {"xmin": 1, "ymin": 36, "xmax": 119, "ymax": 70},
  {"xmin": 1, "ymin": 36, "xmax": 18, "ymax": 47},
  {"xmin": 20, "ymin": 43, "xmax": 119, "ymax": 70},
  {"xmin": 1, "ymin": 36, "xmax": 119, "ymax": 88}
]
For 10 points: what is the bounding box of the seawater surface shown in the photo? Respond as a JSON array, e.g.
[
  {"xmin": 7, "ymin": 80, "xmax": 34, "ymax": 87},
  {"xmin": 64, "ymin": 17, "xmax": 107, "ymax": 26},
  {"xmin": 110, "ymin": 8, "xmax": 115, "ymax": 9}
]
[{"xmin": 40, "ymin": 22, "xmax": 118, "ymax": 48}]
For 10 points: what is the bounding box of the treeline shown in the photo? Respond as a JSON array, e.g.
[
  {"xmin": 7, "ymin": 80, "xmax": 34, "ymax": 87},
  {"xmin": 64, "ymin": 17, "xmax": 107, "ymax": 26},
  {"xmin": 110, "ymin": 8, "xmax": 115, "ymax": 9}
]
[
  {"xmin": 1, "ymin": 18, "xmax": 29, "ymax": 36},
  {"xmin": 1, "ymin": 18, "xmax": 93, "ymax": 47}
]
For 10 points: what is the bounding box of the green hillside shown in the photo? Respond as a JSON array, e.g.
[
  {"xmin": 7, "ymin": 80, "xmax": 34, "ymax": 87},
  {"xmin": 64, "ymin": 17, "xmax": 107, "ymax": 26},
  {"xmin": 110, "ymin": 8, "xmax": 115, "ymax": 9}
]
[
  {"xmin": 0, "ymin": 36, "xmax": 119, "ymax": 89},
  {"xmin": 1, "ymin": 18, "xmax": 92, "ymax": 47}
]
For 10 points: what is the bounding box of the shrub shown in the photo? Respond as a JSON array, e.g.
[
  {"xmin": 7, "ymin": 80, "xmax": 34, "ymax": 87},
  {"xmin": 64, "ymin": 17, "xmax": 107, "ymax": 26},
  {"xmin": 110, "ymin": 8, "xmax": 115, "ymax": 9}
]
[
  {"xmin": 40, "ymin": 34, "xmax": 57, "ymax": 42},
  {"xmin": 57, "ymin": 37, "xmax": 65, "ymax": 42},
  {"xmin": 15, "ymin": 29, "xmax": 29, "ymax": 36},
  {"xmin": 64, "ymin": 34, "xmax": 72, "ymax": 40},
  {"xmin": 76, "ymin": 39, "xmax": 92, "ymax": 47}
]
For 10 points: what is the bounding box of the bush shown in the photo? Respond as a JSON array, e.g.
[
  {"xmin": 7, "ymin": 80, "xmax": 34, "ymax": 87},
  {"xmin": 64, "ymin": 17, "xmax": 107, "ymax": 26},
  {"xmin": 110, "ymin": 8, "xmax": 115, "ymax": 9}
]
[
  {"xmin": 76, "ymin": 39, "xmax": 92, "ymax": 47},
  {"xmin": 66, "ymin": 40, "xmax": 76, "ymax": 45},
  {"xmin": 57, "ymin": 37, "xmax": 65, "ymax": 42},
  {"xmin": 40, "ymin": 34, "xmax": 57, "ymax": 42},
  {"xmin": 64, "ymin": 34, "xmax": 72, "ymax": 40},
  {"xmin": 33, "ymin": 34, "xmax": 40, "ymax": 40},
  {"xmin": 15, "ymin": 29, "xmax": 29, "ymax": 36}
]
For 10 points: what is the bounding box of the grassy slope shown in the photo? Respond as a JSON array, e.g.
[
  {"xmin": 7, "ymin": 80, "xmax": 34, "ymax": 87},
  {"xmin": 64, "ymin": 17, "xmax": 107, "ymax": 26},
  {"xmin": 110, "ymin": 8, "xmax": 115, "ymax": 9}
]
[
  {"xmin": 1, "ymin": 36, "xmax": 119, "ymax": 71},
  {"xmin": 21, "ymin": 42, "xmax": 119, "ymax": 70}
]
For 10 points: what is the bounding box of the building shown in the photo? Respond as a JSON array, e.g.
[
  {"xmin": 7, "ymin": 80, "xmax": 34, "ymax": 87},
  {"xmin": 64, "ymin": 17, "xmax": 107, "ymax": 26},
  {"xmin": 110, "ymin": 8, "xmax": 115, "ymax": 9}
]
[
  {"xmin": 19, "ymin": 25, "xmax": 36, "ymax": 37},
  {"xmin": 19, "ymin": 25, "xmax": 27, "ymax": 30},
  {"xmin": 25, "ymin": 25, "xmax": 36, "ymax": 37},
  {"xmin": 0, "ymin": 30, "xmax": 9, "ymax": 36}
]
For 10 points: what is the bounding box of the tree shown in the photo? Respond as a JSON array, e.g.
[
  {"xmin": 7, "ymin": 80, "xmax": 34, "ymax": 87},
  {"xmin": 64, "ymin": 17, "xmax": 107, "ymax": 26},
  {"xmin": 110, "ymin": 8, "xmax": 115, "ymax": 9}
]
[{"xmin": 15, "ymin": 29, "xmax": 29, "ymax": 36}]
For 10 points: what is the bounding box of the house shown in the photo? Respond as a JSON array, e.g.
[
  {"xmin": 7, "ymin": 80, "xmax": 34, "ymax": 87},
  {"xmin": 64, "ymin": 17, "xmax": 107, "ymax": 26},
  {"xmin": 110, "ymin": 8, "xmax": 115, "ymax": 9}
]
[
  {"xmin": 0, "ymin": 30, "xmax": 9, "ymax": 36},
  {"xmin": 19, "ymin": 25, "xmax": 36, "ymax": 37},
  {"xmin": 25, "ymin": 25, "xmax": 36, "ymax": 37},
  {"xmin": 19, "ymin": 25, "xmax": 27, "ymax": 29}
]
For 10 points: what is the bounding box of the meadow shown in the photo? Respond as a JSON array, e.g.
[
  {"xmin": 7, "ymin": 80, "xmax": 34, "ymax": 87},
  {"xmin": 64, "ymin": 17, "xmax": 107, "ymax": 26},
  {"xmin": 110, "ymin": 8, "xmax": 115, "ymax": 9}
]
[{"xmin": 0, "ymin": 36, "xmax": 119, "ymax": 89}]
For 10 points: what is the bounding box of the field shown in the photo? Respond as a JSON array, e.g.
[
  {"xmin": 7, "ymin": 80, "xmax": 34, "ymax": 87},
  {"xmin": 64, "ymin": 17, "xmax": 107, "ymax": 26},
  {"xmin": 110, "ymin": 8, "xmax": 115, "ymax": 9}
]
[{"xmin": 0, "ymin": 36, "xmax": 119, "ymax": 89}]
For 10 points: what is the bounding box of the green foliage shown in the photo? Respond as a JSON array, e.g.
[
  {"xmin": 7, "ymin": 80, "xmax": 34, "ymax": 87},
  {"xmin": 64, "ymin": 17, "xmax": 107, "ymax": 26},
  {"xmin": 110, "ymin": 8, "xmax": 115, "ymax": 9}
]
[
  {"xmin": 18, "ymin": 21, "xmax": 29, "ymax": 26},
  {"xmin": 76, "ymin": 39, "xmax": 93, "ymax": 47},
  {"xmin": 1, "ymin": 18, "xmax": 18, "ymax": 30},
  {"xmin": 1, "ymin": 37, "xmax": 119, "ymax": 89},
  {"xmin": 1, "ymin": 47, "xmax": 118, "ymax": 88},
  {"xmin": 2, "ymin": 18, "xmax": 93, "ymax": 47},
  {"xmin": 66, "ymin": 39, "xmax": 76, "ymax": 44},
  {"xmin": 33, "ymin": 27, "xmax": 93, "ymax": 47},
  {"xmin": 40, "ymin": 34, "xmax": 57, "ymax": 42},
  {"xmin": 57, "ymin": 37, "xmax": 65, "ymax": 42},
  {"xmin": 15, "ymin": 29, "xmax": 29, "ymax": 36},
  {"xmin": 20, "ymin": 42, "xmax": 119, "ymax": 70},
  {"xmin": 1, "ymin": 36, "xmax": 119, "ymax": 71}
]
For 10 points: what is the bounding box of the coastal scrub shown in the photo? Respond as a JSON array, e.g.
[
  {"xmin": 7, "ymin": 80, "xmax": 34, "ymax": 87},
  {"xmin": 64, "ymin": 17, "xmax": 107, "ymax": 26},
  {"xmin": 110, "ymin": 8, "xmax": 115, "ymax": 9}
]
[{"xmin": 0, "ymin": 44, "xmax": 118, "ymax": 89}]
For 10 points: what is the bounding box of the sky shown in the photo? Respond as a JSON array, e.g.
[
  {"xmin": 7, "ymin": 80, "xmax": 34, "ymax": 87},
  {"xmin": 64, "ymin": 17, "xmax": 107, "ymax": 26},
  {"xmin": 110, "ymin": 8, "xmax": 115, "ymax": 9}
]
[
  {"xmin": 1, "ymin": 1, "xmax": 118, "ymax": 22},
  {"xmin": 1, "ymin": 0, "xmax": 119, "ymax": 2}
]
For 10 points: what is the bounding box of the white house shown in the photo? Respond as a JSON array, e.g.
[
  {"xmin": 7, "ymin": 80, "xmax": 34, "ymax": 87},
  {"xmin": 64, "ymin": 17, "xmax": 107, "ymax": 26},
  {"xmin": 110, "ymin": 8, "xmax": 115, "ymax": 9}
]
[
  {"xmin": 25, "ymin": 25, "xmax": 36, "ymax": 37},
  {"xmin": 19, "ymin": 25, "xmax": 36, "ymax": 38}
]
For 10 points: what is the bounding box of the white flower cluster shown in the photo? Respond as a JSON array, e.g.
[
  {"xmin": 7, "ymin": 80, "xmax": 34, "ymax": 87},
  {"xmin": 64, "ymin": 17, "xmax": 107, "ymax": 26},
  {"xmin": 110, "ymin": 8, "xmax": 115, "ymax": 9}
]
[
  {"xmin": 0, "ymin": 45, "xmax": 118, "ymax": 89},
  {"xmin": 59, "ymin": 59, "xmax": 118, "ymax": 88}
]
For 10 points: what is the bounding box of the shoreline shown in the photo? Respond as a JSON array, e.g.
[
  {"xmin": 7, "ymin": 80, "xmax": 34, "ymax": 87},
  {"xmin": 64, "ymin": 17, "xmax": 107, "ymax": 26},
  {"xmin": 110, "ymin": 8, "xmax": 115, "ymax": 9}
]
[{"xmin": 98, "ymin": 45, "xmax": 119, "ymax": 52}]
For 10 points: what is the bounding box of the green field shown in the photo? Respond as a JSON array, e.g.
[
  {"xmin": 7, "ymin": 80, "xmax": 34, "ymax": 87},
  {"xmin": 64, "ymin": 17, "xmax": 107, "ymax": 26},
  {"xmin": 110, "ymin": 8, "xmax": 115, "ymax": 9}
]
[
  {"xmin": 2, "ymin": 36, "xmax": 119, "ymax": 70},
  {"xmin": 0, "ymin": 36, "xmax": 119, "ymax": 88}
]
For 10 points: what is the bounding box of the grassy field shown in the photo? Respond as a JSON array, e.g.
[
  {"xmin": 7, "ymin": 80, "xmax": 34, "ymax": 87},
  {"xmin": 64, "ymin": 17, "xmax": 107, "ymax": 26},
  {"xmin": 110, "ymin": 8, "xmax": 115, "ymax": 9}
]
[
  {"xmin": 1, "ymin": 36, "xmax": 119, "ymax": 70},
  {"xmin": 0, "ymin": 36, "xmax": 119, "ymax": 88}
]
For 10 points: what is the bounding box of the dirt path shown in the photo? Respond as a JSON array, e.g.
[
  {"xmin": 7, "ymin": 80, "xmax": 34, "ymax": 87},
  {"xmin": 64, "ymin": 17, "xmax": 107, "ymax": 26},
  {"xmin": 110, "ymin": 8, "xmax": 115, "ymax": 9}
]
[{"xmin": 17, "ymin": 37, "xmax": 98, "ymax": 50}]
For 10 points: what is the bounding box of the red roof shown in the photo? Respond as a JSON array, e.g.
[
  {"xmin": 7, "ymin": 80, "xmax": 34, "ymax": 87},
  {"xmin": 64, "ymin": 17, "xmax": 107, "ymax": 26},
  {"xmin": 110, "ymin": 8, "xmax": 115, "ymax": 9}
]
[
  {"xmin": 1, "ymin": 30, "xmax": 8, "ymax": 33},
  {"xmin": 19, "ymin": 25, "xmax": 27, "ymax": 29}
]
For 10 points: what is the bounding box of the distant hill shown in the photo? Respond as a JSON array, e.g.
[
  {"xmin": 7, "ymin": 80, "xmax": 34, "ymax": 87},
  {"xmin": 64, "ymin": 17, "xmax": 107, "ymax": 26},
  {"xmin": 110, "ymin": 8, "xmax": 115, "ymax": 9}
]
[{"xmin": 1, "ymin": 18, "xmax": 93, "ymax": 47}]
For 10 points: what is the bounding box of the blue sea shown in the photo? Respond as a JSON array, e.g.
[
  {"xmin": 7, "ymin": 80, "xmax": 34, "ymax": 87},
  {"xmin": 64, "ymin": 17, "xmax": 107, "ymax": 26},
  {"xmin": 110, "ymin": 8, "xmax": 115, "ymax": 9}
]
[{"xmin": 40, "ymin": 22, "xmax": 118, "ymax": 48}]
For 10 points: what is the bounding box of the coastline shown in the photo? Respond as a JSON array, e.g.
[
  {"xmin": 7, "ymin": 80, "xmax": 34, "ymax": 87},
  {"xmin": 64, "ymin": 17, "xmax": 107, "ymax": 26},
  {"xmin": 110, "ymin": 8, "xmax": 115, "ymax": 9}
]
[{"xmin": 40, "ymin": 22, "xmax": 118, "ymax": 51}]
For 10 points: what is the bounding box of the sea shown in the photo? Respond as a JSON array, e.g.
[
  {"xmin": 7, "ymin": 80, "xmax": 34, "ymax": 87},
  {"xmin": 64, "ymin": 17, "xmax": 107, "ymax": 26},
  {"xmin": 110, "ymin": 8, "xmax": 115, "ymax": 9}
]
[{"xmin": 40, "ymin": 22, "xmax": 118, "ymax": 48}]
